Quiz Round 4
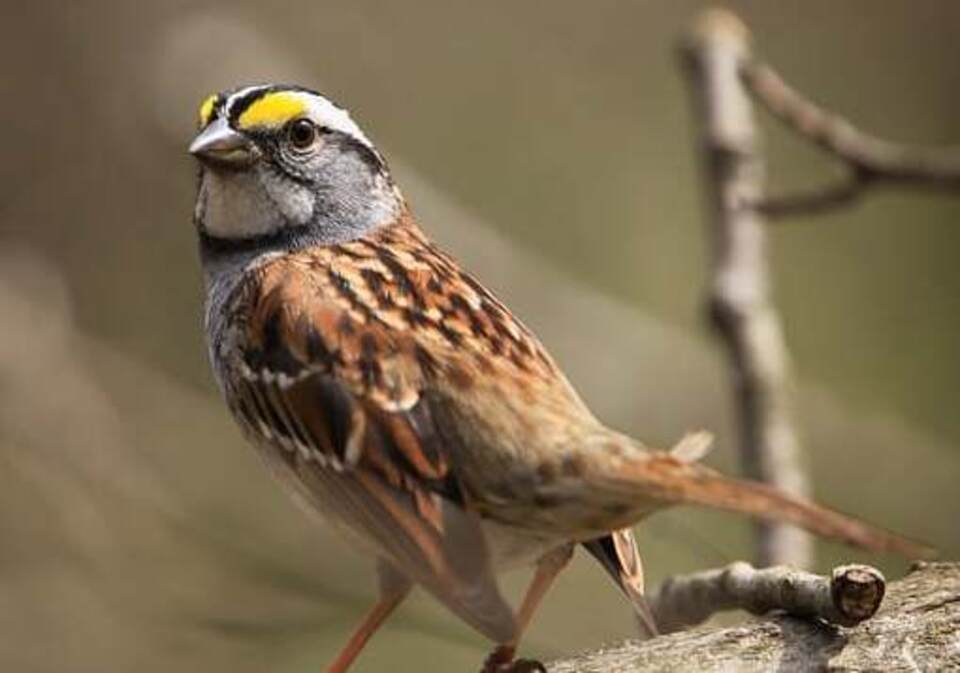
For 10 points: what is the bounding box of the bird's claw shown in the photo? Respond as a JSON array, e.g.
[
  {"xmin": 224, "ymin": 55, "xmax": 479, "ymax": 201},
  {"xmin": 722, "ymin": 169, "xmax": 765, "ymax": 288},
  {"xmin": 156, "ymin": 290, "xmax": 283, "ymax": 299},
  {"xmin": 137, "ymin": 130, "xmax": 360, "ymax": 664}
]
[
  {"xmin": 480, "ymin": 645, "xmax": 546, "ymax": 673},
  {"xmin": 505, "ymin": 659, "xmax": 547, "ymax": 673}
]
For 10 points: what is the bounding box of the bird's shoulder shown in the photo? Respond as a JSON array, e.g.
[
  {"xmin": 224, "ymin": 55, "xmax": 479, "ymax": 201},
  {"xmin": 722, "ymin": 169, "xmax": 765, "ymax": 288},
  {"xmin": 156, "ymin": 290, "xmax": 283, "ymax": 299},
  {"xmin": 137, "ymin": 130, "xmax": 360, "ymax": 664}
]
[{"xmin": 230, "ymin": 215, "xmax": 562, "ymax": 410}]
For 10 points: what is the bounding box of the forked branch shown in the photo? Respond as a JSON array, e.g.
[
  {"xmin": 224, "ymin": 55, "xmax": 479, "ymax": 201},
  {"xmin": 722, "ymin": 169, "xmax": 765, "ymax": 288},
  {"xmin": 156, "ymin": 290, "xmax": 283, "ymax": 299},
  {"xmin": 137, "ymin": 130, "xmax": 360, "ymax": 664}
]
[
  {"xmin": 678, "ymin": 7, "xmax": 960, "ymax": 568},
  {"xmin": 744, "ymin": 60, "xmax": 960, "ymax": 217}
]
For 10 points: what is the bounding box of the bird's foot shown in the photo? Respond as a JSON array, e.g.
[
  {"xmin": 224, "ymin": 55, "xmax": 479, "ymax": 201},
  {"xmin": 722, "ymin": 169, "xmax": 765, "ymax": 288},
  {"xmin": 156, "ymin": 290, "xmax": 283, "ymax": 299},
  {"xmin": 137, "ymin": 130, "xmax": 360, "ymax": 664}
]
[{"xmin": 480, "ymin": 645, "xmax": 546, "ymax": 673}]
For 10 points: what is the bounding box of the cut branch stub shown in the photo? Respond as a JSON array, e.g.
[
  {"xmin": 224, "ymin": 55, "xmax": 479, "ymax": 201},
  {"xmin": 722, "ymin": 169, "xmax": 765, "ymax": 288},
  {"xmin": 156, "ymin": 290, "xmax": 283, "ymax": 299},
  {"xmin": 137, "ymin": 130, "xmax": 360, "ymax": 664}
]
[{"xmin": 829, "ymin": 564, "xmax": 885, "ymax": 625}]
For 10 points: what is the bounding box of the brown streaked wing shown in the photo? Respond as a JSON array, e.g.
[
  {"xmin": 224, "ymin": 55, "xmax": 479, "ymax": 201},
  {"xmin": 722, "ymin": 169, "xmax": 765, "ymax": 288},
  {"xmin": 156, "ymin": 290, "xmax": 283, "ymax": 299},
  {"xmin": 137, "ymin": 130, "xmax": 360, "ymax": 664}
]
[{"xmin": 230, "ymin": 256, "xmax": 518, "ymax": 641}]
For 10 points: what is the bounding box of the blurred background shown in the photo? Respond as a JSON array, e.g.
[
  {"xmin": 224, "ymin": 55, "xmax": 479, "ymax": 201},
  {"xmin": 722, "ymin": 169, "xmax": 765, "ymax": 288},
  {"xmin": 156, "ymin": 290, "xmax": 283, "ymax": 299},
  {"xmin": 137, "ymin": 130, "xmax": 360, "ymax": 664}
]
[{"xmin": 2, "ymin": 1, "xmax": 959, "ymax": 671}]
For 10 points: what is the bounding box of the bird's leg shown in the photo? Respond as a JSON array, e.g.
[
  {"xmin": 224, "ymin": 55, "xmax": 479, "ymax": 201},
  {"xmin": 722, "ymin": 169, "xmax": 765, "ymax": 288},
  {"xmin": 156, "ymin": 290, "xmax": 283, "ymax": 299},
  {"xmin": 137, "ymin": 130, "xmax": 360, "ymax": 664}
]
[
  {"xmin": 326, "ymin": 589, "xmax": 410, "ymax": 673},
  {"xmin": 327, "ymin": 563, "xmax": 412, "ymax": 673},
  {"xmin": 514, "ymin": 544, "xmax": 575, "ymax": 635},
  {"xmin": 481, "ymin": 544, "xmax": 575, "ymax": 673}
]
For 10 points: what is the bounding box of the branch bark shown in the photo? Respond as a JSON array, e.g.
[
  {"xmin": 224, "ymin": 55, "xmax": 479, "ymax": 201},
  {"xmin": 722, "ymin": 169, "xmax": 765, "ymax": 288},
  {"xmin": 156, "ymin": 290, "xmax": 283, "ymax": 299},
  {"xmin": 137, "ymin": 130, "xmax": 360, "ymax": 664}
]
[
  {"xmin": 649, "ymin": 562, "xmax": 885, "ymax": 634},
  {"xmin": 680, "ymin": 9, "xmax": 812, "ymax": 568},
  {"xmin": 548, "ymin": 562, "xmax": 960, "ymax": 672}
]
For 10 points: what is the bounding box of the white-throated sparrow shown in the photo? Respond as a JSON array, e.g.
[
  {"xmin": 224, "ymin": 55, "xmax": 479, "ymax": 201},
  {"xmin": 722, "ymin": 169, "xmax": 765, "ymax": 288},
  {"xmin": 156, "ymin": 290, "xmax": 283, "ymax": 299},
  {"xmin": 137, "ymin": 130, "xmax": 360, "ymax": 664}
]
[{"xmin": 189, "ymin": 85, "xmax": 928, "ymax": 673}]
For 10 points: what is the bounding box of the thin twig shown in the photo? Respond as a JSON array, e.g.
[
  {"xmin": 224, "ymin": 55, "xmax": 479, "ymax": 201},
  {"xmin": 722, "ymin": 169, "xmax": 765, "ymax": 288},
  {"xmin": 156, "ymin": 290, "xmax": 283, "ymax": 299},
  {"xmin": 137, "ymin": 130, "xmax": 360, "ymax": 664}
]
[
  {"xmin": 741, "ymin": 58, "xmax": 960, "ymax": 216},
  {"xmin": 759, "ymin": 171, "xmax": 868, "ymax": 217},
  {"xmin": 680, "ymin": 9, "xmax": 812, "ymax": 568},
  {"xmin": 649, "ymin": 561, "xmax": 886, "ymax": 634}
]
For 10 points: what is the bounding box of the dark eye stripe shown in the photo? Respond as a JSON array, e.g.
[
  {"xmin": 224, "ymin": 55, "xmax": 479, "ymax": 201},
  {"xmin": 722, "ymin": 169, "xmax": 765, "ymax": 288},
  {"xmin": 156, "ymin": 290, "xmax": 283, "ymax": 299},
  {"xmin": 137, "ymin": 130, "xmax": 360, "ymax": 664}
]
[{"xmin": 227, "ymin": 85, "xmax": 278, "ymax": 126}]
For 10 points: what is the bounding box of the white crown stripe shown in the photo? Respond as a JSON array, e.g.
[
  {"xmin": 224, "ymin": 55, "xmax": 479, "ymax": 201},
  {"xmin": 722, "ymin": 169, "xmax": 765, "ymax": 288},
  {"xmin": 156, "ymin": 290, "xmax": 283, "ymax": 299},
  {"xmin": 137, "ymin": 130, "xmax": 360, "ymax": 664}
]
[{"xmin": 224, "ymin": 85, "xmax": 271, "ymax": 118}]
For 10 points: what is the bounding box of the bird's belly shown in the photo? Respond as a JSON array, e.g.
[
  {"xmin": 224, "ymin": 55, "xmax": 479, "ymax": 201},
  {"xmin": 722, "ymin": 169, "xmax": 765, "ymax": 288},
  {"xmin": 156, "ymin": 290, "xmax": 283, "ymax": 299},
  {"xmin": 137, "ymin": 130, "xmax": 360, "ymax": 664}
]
[
  {"xmin": 481, "ymin": 519, "xmax": 563, "ymax": 572},
  {"xmin": 245, "ymin": 419, "xmax": 565, "ymax": 573}
]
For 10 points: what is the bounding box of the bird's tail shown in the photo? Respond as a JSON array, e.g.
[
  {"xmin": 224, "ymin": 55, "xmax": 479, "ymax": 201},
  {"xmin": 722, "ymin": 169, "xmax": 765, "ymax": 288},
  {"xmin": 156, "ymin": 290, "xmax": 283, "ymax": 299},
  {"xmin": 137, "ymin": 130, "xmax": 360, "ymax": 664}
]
[{"xmin": 593, "ymin": 432, "xmax": 934, "ymax": 559}]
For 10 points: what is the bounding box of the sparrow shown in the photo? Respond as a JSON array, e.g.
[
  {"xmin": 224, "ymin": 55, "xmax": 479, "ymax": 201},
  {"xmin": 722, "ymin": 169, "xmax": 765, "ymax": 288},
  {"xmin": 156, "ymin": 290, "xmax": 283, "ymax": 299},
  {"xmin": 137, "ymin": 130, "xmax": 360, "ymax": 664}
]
[{"xmin": 189, "ymin": 84, "xmax": 928, "ymax": 673}]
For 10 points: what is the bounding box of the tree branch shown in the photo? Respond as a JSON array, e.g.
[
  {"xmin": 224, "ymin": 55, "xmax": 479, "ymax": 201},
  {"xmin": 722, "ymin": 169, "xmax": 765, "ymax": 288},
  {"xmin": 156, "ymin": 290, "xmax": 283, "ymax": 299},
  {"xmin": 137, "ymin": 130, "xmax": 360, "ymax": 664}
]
[
  {"xmin": 548, "ymin": 562, "xmax": 960, "ymax": 672},
  {"xmin": 736, "ymin": 31, "xmax": 960, "ymax": 218},
  {"xmin": 758, "ymin": 172, "xmax": 868, "ymax": 218},
  {"xmin": 679, "ymin": 9, "xmax": 812, "ymax": 568},
  {"xmin": 744, "ymin": 60, "xmax": 960, "ymax": 184},
  {"xmin": 648, "ymin": 562, "xmax": 884, "ymax": 634}
]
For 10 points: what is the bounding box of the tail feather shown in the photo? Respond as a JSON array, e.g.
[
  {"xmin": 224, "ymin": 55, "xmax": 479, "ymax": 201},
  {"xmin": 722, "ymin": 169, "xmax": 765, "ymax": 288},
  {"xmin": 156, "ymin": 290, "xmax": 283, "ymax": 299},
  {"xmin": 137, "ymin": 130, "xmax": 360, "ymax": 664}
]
[
  {"xmin": 609, "ymin": 452, "xmax": 934, "ymax": 559},
  {"xmin": 582, "ymin": 529, "xmax": 659, "ymax": 638}
]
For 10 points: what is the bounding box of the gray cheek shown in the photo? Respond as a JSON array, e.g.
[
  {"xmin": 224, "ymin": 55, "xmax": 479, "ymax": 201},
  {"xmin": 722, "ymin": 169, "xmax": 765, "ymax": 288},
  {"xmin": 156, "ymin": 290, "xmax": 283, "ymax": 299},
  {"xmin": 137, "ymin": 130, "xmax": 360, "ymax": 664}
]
[{"xmin": 262, "ymin": 170, "xmax": 314, "ymax": 226}]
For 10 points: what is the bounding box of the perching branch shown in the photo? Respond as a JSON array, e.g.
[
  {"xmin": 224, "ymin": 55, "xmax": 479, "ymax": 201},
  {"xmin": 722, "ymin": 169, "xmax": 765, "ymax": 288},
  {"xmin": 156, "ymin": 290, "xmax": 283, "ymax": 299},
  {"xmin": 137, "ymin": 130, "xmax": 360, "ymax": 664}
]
[
  {"xmin": 648, "ymin": 562, "xmax": 884, "ymax": 634},
  {"xmin": 548, "ymin": 562, "xmax": 960, "ymax": 673},
  {"xmin": 680, "ymin": 9, "xmax": 812, "ymax": 568}
]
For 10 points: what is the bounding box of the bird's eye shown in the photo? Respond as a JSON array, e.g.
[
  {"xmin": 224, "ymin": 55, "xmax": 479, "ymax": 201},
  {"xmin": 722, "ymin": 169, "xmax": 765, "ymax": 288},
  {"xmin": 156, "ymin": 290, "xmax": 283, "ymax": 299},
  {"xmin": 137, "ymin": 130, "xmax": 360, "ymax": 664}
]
[{"xmin": 287, "ymin": 118, "xmax": 317, "ymax": 150}]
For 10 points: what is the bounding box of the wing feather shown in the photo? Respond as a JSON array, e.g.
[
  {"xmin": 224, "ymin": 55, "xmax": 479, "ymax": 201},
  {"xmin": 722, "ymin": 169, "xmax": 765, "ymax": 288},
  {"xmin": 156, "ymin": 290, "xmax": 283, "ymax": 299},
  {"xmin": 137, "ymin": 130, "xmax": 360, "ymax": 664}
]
[{"xmin": 227, "ymin": 254, "xmax": 517, "ymax": 641}]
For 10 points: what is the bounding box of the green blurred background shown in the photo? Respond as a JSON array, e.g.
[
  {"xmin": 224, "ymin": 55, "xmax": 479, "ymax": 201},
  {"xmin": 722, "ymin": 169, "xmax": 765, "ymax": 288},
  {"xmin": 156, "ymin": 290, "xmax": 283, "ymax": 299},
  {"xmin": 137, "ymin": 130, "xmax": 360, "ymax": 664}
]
[{"xmin": 1, "ymin": 1, "xmax": 958, "ymax": 671}]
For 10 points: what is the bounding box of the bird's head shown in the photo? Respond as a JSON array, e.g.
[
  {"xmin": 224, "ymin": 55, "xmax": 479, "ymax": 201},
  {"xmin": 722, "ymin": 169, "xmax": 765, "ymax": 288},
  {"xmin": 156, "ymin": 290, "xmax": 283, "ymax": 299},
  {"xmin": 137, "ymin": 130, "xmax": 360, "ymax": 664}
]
[{"xmin": 190, "ymin": 85, "xmax": 401, "ymax": 251}]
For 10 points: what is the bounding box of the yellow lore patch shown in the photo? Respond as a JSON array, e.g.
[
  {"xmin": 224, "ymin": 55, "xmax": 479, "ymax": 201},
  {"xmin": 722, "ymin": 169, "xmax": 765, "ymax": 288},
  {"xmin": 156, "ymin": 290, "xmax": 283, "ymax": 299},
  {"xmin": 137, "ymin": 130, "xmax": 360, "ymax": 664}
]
[
  {"xmin": 237, "ymin": 92, "xmax": 307, "ymax": 130},
  {"xmin": 198, "ymin": 93, "xmax": 218, "ymax": 128}
]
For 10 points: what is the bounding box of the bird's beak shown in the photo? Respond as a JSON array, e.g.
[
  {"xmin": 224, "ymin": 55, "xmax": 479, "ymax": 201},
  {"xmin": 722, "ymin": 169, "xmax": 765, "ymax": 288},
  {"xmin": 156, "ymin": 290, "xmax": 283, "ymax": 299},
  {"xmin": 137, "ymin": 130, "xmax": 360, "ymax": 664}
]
[{"xmin": 189, "ymin": 118, "xmax": 259, "ymax": 167}]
